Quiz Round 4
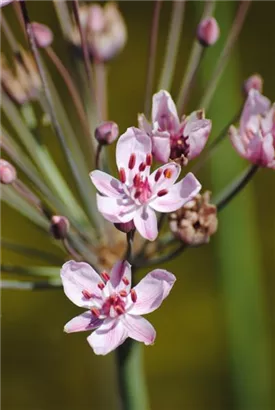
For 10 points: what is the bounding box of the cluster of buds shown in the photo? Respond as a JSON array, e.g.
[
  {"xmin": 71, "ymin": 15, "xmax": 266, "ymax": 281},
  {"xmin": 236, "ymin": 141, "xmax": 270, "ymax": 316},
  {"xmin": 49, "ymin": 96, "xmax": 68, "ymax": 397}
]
[
  {"xmin": 1, "ymin": 50, "xmax": 41, "ymax": 105},
  {"xmin": 169, "ymin": 191, "xmax": 218, "ymax": 245},
  {"xmin": 70, "ymin": 2, "xmax": 127, "ymax": 62}
]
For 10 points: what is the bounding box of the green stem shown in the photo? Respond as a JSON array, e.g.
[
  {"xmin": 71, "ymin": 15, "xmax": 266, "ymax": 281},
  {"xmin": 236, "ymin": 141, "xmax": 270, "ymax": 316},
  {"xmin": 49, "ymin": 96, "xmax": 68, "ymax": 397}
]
[{"xmin": 116, "ymin": 341, "xmax": 150, "ymax": 410}]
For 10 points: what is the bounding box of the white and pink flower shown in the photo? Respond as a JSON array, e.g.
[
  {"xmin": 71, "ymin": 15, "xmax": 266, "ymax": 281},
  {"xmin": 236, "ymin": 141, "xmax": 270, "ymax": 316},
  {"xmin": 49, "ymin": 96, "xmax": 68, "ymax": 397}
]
[
  {"xmin": 90, "ymin": 127, "xmax": 201, "ymax": 241},
  {"xmin": 230, "ymin": 89, "xmax": 275, "ymax": 169},
  {"xmin": 138, "ymin": 90, "xmax": 212, "ymax": 165},
  {"xmin": 61, "ymin": 260, "xmax": 176, "ymax": 355}
]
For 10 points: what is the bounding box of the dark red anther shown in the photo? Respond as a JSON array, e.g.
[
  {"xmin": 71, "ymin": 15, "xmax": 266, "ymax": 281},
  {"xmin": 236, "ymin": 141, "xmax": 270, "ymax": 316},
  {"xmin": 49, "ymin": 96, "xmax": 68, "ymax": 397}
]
[
  {"xmin": 164, "ymin": 168, "xmax": 173, "ymax": 179},
  {"xmin": 130, "ymin": 289, "xmax": 137, "ymax": 303},
  {"xmin": 114, "ymin": 305, "xmax": 125, "ymax": 315},
  {"xmin": 119, "ymin": 290, "xmax": 128, "ymax": 297},
  {"xmin": 98, "ymin": 282, "xmax": 105, "ymax": 290},
  {"xmin": 91, "ymin": 307, "xmax": 100, "ymax": 318},
  {"xmin": 154, "ymin": 168, "xmax": 162, "ymax": 182},
  {"xmin": 133, "ymin": 173, "xmax": 141, "ymax": 187},
  {"xmin": 146, "ymin": 153, "xmax": 152, "ymax": 166},
  {"xmin": 128, "ymin": 154, "xmax": 136, "ymax": 170},
  {"xmin": 119, "ymin": 168, "xmax": 126, "ymax": 183},
  {"xmin": 122, "ymin": 276, "xmax": 129, "ymax": 286},
  {"xmin": 139, "ymin": 162, "xmax": 146, "ymax": 172},
  {"xmin": 157, "ymin": 189, "xmax": 168, "ymax": 197},
  {"xmin": 101, "ymin": 271, "xmax": 110, "ymax": 282},
  {"xmin": 82, "ymin": 290, "xmax": 93, "ymax": 299},
  {"xmin": 134, "ymin": 190, "xmax": 142, "ymax": 199}
]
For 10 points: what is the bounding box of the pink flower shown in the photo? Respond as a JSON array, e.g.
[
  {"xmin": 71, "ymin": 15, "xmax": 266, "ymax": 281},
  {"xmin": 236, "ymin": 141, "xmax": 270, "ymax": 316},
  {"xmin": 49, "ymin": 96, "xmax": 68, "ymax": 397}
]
[
  {"xmin": 138, "ymin": 90, "xmax": 212, "ymax": 165},
  {"xmin": 90, "ymin": 127, "xmax": 201, "ymax": 241},
  {"xmin": 230, "ymin": 89, "xmax": 275, "ymax": 169},
  {"xmin": 61, "ymin": 260, "xmax": 176, "ymax": 355}
]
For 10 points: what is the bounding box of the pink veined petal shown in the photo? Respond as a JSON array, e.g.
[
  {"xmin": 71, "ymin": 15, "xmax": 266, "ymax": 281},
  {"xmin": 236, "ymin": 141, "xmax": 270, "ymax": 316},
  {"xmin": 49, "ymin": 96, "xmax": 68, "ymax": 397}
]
[
  {"xmin": 150, "ymin": 172, "xmax": 201, "ymax": 213},
  {"xmin": 246, "ymin": 131, "xmax": 265, "ymax": 164},
  {"xmin": 110, "ymin": 260, "xmax": 132, "ymax": 291},
  {"xmin": 87, "ymin": 319, "xmax": 128, "ymax": 355},
  {"xmin": 60, "ymin": 261, "xmax": 103, "ymax": 308},
  {"xmin": 96, "ymin": 194, "xmax": 137, "ymax": 223},
  {"xmin": 229, "ymin": 125, "xmax": 247, "ymax": 158},
  {"xmin": 138, "ymin": 113, "xmax": 152, "ymax": 134},
  {"xmin": 64, "ymin": 311, "xmax": 103, "ymax": 333},
  {"xmin": 90, "ymin": 170, "xmax": 123, "ymax": 198},
  {"xmin": 130, "ymin": 269, "xmax": 176, "ymax": 315},
  {"xmin": 261, "ymin": 104, "xmax": 275, "ymax": 136},
  {"xmin": 133, "ymin": 206, "xmax": 158, "ymax": 241},
  {"xmin": 116, "ymin": 127, "xmax": 152, "ymax": 183},
  {"xmin": 240, "ymin": 89, "xmax": 271, "ymax": 135},
  {"xmin": 260, "ymin": 133, "xmax": 275, "ymax": 167},
  {"xmin": 151, "ymin": 131, "xmax": 171, "ymax": 163},
  {"xmin": 149, "ymin": 162, "xmax": 181, "ymax": 192},
  {"xmin": 123, "ymin": 315, "xmax": 156, "ymax": 345},
  {"xmin": 152, "ymin": 90, "xmax": 180, "ymax": 130},
  {"xmin": 186, "ymin": 119, "xmax": 212, "ymax": 160}
]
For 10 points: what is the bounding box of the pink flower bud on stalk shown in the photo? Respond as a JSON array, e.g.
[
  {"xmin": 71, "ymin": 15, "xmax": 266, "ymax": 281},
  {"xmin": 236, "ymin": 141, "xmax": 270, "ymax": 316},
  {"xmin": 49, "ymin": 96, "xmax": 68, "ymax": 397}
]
[
  {"xmin": 197, "ymin": 17, "xmax": 220, "ymax": 47},
  {"xmin": 31, "ymin": 22, "xmax": 53, "ymax": 49},
  {"xmin": 95, "ymin": 121, "xmax": 119, "ymax": 145},
  {"xmin": 71, "ymin": 2, "xmax": 127, "ymax": 62},
  {"xmin": 0, "ymin": 159, "xmax": 17, "ymax": 184},
  {"xmin": 50, "ymin": 216, "xmax": 70, "ymax": 240},
  {"xmin": 243, "ymin": 74, "xmax": 263, "ymax": 96}
]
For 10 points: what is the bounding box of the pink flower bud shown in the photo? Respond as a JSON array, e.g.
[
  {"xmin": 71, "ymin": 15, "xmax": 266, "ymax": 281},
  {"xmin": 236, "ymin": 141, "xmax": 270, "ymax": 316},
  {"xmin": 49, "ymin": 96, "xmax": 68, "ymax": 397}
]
[
  {"xmin": 114, "ymin": 220, "xmax": 135, "ymax": 234},
  {"xmin": 50, "ymin": 215, "xmax": 70, "ymax": 240},
  {"xmin": 197, "ymin": 17, "xmax": 220, "ymax": 47},
  {"xmin": 31, "ymin": 22, "xmax": 53, "ymax": 48},
  {"xmin": 243, "ymin": 74, "xmax": 263, "ymax": 96},
  {"xmin": 95, "ymin": 121, "xmax": 119, "ymax": 145},
  {"xmin": 0, "ymin": 159, "xmax": 17, "ymax": 184}
]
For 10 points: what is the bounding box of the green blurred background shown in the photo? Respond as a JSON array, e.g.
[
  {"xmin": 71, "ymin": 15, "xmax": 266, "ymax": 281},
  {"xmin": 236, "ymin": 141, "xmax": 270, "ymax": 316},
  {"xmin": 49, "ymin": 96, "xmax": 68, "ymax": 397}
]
[{"xmin": 1, "ymin": 1, "xmax": 275, "ymax": 409}]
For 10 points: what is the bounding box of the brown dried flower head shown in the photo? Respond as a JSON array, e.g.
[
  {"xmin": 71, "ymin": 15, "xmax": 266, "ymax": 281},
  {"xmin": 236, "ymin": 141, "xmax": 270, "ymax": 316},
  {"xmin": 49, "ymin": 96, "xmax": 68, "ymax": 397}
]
[
  {"xmin": 169, "ymin": 191, "xmax": 218, "ymax": 245},
  {"xmin": 1, "ymin": 50, "xmax": 41, "ymax": 104}
]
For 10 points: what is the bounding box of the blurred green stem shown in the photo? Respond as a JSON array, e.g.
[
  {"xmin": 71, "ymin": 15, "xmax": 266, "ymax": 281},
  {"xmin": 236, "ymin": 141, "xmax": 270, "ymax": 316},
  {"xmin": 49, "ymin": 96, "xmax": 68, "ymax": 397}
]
[{"xmin": 116, "ymin": 341, "xmax": 150, "ymax": 410}]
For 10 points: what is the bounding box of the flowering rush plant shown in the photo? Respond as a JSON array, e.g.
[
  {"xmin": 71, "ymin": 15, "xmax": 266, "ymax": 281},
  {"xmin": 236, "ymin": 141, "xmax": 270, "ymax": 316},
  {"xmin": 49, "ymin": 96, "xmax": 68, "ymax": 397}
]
[{"xmin": 1, "ymin": 1, "xmax": 274, "ymax": 409}]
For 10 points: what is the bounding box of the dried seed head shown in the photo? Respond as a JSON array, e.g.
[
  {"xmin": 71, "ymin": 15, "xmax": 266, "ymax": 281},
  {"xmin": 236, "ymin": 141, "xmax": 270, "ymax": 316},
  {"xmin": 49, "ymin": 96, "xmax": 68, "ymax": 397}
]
[
  {"xmin": 1, "ymin": 50, "xmax": 41, "ymax": 104},
  {"xmin": 243, "ymin": 74, "xmax": 263, "ymax": 96},
  {"xmin": 31, "ymin": 22, "xmax": 53, "ymax": 48},
  {"xmin": 50, "ymin": 215, "xmax": 70, "ymax": 240},
  {"xmin": 71, "ymin": 3, "xmax": 127, "ymax": 62},
  {"xmin": 95, "ymin": 121, "xmax": 119, "ymax": 145},
  {"xmin": 197, "ymin": 17, "xmax": 220, "ymax": 47},
  {"xmin": 0, "ymin": 159, "xmax": 17, "ymax": 184},
  {"xmin": 169, "ymin": 191, "xmax": 218, "ymax": 245}
]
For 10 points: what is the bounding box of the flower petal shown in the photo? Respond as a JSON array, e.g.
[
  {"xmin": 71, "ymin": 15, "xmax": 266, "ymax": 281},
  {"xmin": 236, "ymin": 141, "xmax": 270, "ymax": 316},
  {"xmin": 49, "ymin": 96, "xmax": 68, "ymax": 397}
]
[
  {"xmin": 152, "ymin": 90, "xmax": 180, "ymax": 130},
  {"xmin": 229, "ymin": 125, "xmax": 247, "ymax": 158},
  {"xmin": 123, "ymin": 315, "xmax": 156, "ymax": 345},
  {"xmin": 150, "ymin": 172, "xmax": 201, "ymax": 213},
  {"xmin": 240, "ymin": 89, "xmax": 271, "ymax": 134},
  {"xmin": 151, "ymin": 131, "xmax": 171, "ymax": 163},
  {"xmin": 110, "ymin": 260, "xmax": 132, "ymax": 291},
  {"xmin": 116, "ymin": 127, "xmax": 152, "ymax": 183},
  {"xmin": 185, "ymin": 118, "xmax": 212, "ymax": 160},
  {"xmin": 149, "ymin": 162, "xmax": 181, "ymax": 192},
  {"xmin": 96, "ymin": 194, "xmax": 137, "ymax": 223},
  {"xmin": 130, "ymin": 269, "xmax": 176, "ymax": 315},
  {"xmin": 60, "ymin": 261, "xmax": 103, "ymax": 308},
  {"xmin": 64, "ymin": 311, "xmax": 103, "ymax": 333},
  {"xmin": 138, "ymin": 113, "xmax": 152, "ymax": 134},
  {"xmin": 134, "ymin": 206, "xmax": 158, "ymax": 241},
  {"xmin": 87, "ymin": 319, "xmax": 128, "ymax": 355},
  {"xmin": 90, "ymin": 170, "xmax": 123, "ymax": 198}
]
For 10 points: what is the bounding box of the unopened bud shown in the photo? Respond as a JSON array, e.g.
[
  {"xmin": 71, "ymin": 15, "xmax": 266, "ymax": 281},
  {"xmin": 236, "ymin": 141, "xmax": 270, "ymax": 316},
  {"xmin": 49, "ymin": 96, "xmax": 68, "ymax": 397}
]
[
  {"xmin": 95, "ymin": 121, "xmax": 119, "ymax": 145},
  {"xmin": 0, "ymin": 159, "xmax": 17, "ymax": 184},
  {"xmin": 31, "ymin": 22, "xmax": 53, "ymax": 48},
  {"xmin": 243, "ymin": 74, "xmax": 263, "ymax": 96},
  {"xmin": 50, "ymin": 215, "xmax": 70, "ymax": 240},
  {"xmin": 197, "ymin": 17, "xmax": 220, "ymax": 47},
  {"xmin": 114, "ymin": 220, "xmax": 135, "ymax": 234}
]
